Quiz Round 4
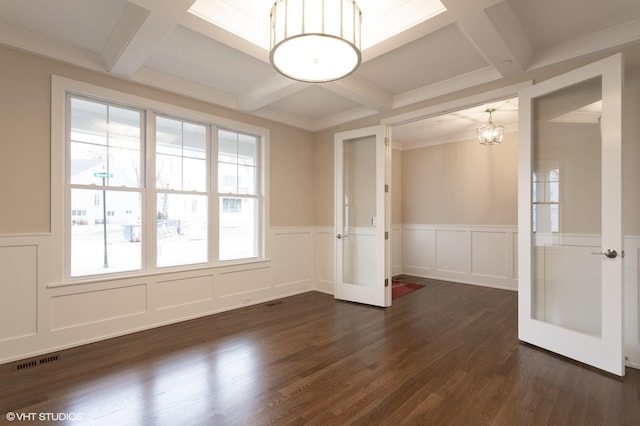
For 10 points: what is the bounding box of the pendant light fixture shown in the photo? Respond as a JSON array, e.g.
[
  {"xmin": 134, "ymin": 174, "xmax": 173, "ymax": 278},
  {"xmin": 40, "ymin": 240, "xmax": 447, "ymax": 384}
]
[
  {"xmin": 477, "ymin": 108, "xmax": 504, "ymax": 145},
  {"xmin": 270, "ymin": 0, "xmax": 362, "ymax": 83}
]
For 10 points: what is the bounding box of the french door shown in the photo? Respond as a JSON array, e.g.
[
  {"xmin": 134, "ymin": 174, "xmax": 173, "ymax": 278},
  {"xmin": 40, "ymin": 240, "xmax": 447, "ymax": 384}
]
[
  {"xmin": 334, "ymin": 125, "xmax": 391, "ymax": 307},
  {"xmin": 518, "ymin": 54, "xmax": 624, "ymax": 375}
]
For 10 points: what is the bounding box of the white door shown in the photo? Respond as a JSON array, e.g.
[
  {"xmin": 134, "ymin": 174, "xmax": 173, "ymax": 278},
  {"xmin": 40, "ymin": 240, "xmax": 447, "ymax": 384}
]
[
  {"xmin": 335, "ymin": 125, "xmax": 391, "ymax": 307},
  {"xmin": 518, "ymin": 54, "xmax": 624, "ymax": 376}
]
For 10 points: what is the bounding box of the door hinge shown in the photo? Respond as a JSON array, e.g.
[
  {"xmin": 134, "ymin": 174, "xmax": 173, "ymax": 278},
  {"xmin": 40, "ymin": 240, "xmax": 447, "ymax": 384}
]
[
  {"xmin": 384, "ymin": 184, "xmax": 389, "ymax": 193},
  {"xmin": 385, "ymin": 231, "xmax": 389, "ymax": 240},
  {"xmin": 385, "ymin": 137, "xmax": 389, "ymax": 146},
  {"xmin": 385, "ymin": 278, "xmax": 389, "ymax": 287}
]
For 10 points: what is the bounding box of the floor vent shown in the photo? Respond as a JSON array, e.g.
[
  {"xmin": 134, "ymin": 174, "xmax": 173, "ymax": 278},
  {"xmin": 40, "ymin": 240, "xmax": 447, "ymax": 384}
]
[
  {"xmin": 265, "ymin": 300, "xmax": 284, "ymax": 307},
  {"xmin": 15, "ymin": 360, "xmax": 38, "ymax": 371},
  {"xmin": 39, "ymin": 354, "xmax": 61, "ymax": 365},
  {"xmin": 14, "ymin": 353, "xmax": 62, "ymax": 371}
]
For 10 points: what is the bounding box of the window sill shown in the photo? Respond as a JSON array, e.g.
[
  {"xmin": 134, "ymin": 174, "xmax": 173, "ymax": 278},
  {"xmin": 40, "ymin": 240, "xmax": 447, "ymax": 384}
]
[{"xmin": 47, "ymin": 257, "xmax": 272, "ymax": 289}]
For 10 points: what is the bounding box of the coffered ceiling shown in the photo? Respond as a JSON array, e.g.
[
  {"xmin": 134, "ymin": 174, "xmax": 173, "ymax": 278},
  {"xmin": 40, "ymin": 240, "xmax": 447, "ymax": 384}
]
[{"xmin": 1, "ymin": 0, "xmax": 639, "ymax": 144}]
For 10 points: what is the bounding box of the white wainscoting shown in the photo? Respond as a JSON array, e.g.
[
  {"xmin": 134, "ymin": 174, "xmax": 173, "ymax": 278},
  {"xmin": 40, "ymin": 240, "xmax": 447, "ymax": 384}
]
[
  {"xmin": 401, "ymin": 224, "xmax": 518, "ymax": 291},
  {"xmin": 3, "ymin": 227, "xmax": 639, "ymax": 370},
  {"xmin": 314, "ymin": 227, "xmax": 335, "ymax": 294},
  {"xmin": 0, "ymin": 227, "xmax": 314, "ymax": 365},
  {"xmin": 312, "ymin": 225, "xmax": 403, "ymax": 294},
  {"xmin": 624, "ymin": 236, "xmax": 640, "ymax": 369}
]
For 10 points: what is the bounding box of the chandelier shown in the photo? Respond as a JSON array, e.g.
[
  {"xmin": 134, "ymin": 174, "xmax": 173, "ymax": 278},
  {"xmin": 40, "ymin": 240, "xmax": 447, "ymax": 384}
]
[
  {"xmin": 477, "ymin": 108, "xmax": 504, "ymax": 145},
  {"xmin": 270, "ymin": 0, "xmax": 362, "ymax": 83}
]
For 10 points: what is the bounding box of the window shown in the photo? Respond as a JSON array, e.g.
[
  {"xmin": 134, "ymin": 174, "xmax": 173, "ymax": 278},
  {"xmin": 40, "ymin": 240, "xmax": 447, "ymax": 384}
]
[
  {"xmin": 156, "ymin": 116, "xmax": 208, "ymax": 268},
  {"xmin": 533, "ymin": 167, "xmax": 560, "ymax": 233},
  {"xmin": 63, "ymin": 87, "xmax": 266, "ymax": 279},
  {"xmin": 218, "ymin": 129, "xmax": 259, "ymax": 261},
  {"xmin": 68, "ymin": 97, "xmax": 143, "ymax": 277}
]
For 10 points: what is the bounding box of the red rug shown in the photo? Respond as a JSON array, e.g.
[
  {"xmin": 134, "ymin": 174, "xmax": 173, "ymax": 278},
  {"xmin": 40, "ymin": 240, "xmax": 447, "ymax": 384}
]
[{"xmin": 392, "ymin": 281, "xmax": 424, "ymax": 299}]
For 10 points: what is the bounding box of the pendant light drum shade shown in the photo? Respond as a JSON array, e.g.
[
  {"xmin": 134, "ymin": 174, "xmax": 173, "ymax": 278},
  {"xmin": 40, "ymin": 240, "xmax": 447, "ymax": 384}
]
[{"xmin": 270, "ymin": 0, "xmax": 362, "ymax": 82}]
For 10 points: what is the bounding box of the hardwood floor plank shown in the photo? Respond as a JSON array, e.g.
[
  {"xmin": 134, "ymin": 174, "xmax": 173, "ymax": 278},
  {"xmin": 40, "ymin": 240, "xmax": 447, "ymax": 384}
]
[{"xmin": 1, "ymin": 278, "xmax": 639, "ymax": 425}]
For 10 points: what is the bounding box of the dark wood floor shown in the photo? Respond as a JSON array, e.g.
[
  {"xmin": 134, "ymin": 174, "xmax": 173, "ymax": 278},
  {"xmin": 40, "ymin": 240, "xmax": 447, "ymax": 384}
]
[{"xmin": 1, "ymin": 277, "xmax": 639, "ymax": 425}]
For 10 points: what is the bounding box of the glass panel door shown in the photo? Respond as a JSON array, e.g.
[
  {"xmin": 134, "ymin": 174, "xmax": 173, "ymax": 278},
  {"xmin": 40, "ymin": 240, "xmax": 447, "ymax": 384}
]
[
  {"xmin": 335, "ymin": 125, "xmax": 390, "ymax": 307},
  {"xmin": 518, "ymin": 54, "xmax": 624, "ymax": 375}
]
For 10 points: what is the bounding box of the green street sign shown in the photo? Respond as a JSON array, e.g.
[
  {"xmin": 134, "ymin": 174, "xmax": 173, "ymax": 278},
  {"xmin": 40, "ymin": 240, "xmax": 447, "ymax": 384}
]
[{"xmin": 94, "ymin": 172, "xmax": 114, "ymax": 178}]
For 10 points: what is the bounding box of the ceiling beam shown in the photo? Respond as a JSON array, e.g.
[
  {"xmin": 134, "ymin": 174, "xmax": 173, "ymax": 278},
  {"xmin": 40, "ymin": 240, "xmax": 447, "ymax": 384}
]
[
  {"xmin": 237, "ymin": 77, "xmax": 307, "ymax": 112},
  {"xmin": 442, "ymin": 0, "xmax": 531, "ymax": 77},
  {"xmin": 105, "ymin": 0, "xmax": 196, "ymax": 77},
  {"xmin": 100, "ymin": 2, "xmax": 150, "ymax": 73},
  {"xmin": 324, "ymin": 74, "xmax": 394, "ymax": 112}
]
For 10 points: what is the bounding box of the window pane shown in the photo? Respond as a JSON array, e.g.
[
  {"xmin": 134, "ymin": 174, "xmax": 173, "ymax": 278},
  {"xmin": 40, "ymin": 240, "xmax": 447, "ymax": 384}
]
[
  {"xmin": 70, "ymin": 98, "xmax": 141, "ymax": 188},
  {"xmin": 218, "ymin": 129, "xmax": 238, "ymax": 163},
  {"xmin": 218, "ymin": 162, "xmax": 238, "ymax": 193},
  {"xmin": 237, "ymin": 165, "xmax": 256, "ymax": 195},
  {"xmin": 183, "ymin": 157, "xmax": 206, "ymax": 192},
  {"xmin": 157, "ymin": 193, "xmax": 208, "ymax": 267},
  {"xmin": 110, "ymin": 147, "xmax": 141, "ymax": 187},
  {"xmin": 108, "ymin": 106, "xmax": 142, "ymax": 150},
  {"xmin": 156, "ymin": 117, "xmax": 208, "ymax": 191},
  {"xmin": 70, "ymin": 189, "xmax": 141, "ymax": 277},
  {"xmin": 156, "ymin": 154, "xmax": 182, "ymax": 190},
  {"xmin": 238, "ymin": 133, "xmax": 257, "ymax": 166},
  {"xmin": 70, "ymin": 98, "xmax": 107, "ymax": 145},
  {"xmin": 156, "ymin": 116, "xmax": 183, "ymax": 156},
  {"xmin": 70, "ymin": 142, "xmax": 108, "ymax": 185},
  {"xmin": 220, "ymin": 197, "xmax": 257, "ymax": 261},
  {"xmin": 184, "ymin": 122, "xmax": 207, "ymax": 160}
]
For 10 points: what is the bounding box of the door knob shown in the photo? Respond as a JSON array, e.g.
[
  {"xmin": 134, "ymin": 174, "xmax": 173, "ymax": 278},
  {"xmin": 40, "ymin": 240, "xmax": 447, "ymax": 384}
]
[{"xmin": 591, "ymin": 249, "xmax": 618, "ymax": 258}]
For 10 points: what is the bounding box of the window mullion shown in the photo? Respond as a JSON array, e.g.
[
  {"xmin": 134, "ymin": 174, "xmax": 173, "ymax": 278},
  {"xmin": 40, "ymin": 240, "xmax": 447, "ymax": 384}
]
[
  {"xmin": 211, "ymin": 125, "xmax": 220, "ymax": 263},
  {"xmin": 145, "ymin": 109, "xmax": 157, "ymax": 271}
]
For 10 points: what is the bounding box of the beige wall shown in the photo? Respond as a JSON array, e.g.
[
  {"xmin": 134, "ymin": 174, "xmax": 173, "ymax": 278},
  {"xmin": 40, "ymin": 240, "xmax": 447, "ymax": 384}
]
[
  {"xmin": 623, "ymin": 65, "xmax": 640, "ymax": 236},
  {"xmin": 0, "ymin": 46, "xmax": 314, "ymax": 233},
  {"xmin": 391, "ymin": 148, "xmax": 402, "ymax": 225},
  {"xmin": 401, "ymin": 133, "xmax": 518, "ymax": 225},
  {"xmin": 312, "ymin": 131, "xmax": 335, "ymax": 226}
]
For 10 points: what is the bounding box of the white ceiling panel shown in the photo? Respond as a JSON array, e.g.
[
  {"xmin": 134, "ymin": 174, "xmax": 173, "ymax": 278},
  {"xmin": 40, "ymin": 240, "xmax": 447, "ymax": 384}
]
[
  {"xmin": 0, "ymin": 0, "xmax": 128, "ymax": 53},
  {"xmin": 507, "ymin": 0, "xmax": 640, "ymax": 50},
  {"xmin": 145, "ymin": 26, "xmax": 276, "ymax": 96},
  {"xmin": 265, "ymin": 86, "xmax": 361, "ymax": 121},
  {"xmin": 357, "ymin": 25, "xmax": 488, "ymax": 94}
]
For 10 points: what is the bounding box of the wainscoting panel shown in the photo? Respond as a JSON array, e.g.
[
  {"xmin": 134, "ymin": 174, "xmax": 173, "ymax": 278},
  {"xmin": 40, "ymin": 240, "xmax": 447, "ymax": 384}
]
[
  {"xmin": 471, "ymin": 231, "xmax": 509, "ymax": 278},
  {"xmin": 314, "ymin": 228, "xmax": 335, "ymax": 294},
  {"xmin": 436, "ymin": 229, "xmax": 468, "ymax": 274},
  {"xmin": 50, "ymin": 284, "xmax": 148, "ymax": 331},
  {"xmin": 270, "ymin": 228, "xmax": 313, "ymax": 292},
  {"xmin": 624, "ymin": 236, "xmax": 640, "ymax": 369},
  {"xmin": 154, "ymin": 274, "xmax": 214, "ymax": 311},
  {"xmin": 402, "ymin": 225, "xmax": 517, "ymax": 291},
  {"xmin": 402, "ymin": 226, "xmax": 436, "ymax": 272},
  {"xmin": 0, "ymin": 244, "xmax": 37, "ymax": 341},
  {"xmin": 391, "ymin": 225, "xmax": 402, "ymax": 277},
  {"xmin": 215, "ymin": 264, "xmax": 272, "ymax": 301}
]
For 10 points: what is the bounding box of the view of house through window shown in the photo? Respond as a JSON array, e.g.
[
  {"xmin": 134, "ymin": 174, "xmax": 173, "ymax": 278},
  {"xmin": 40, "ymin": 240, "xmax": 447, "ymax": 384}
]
[
  {"xmin": 532, "ymin": 167, "xmax": 560, "ymax": 234},
  {"xmin": 69, "ymin": 97, "xmax": 143, "ymax": 276},
  {"xmin": 156, "ymin": 116, "xmax": 208, "ymax": 267},
  {"xmin": 218, "ymin": 129, "xmax": 259, "ymax": 261},
  {"xmin": 67, "ymin": 95, "xmax": 263, "ymax": 278}
]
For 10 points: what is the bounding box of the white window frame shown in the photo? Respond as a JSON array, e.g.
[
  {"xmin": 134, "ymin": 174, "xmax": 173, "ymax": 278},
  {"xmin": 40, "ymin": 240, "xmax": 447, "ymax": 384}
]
[{"xmin": 51, "ymin": 76, "xmax": 269, "ymax": 285}]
